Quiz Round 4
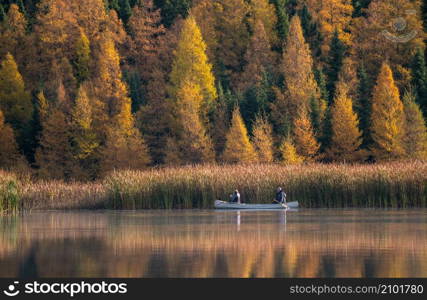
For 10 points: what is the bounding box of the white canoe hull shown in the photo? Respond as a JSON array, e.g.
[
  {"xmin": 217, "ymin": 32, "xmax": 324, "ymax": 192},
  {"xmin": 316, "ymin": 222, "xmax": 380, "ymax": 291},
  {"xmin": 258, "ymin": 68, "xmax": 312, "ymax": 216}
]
[{"xmin": 214, "ymin": 200, "xmax": 299, "ymax": 210}]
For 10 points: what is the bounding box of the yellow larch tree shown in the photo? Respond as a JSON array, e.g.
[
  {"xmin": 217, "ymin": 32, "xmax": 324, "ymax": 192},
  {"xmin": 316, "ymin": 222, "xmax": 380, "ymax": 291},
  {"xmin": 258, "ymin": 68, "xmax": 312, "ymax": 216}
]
[
  {"xmin": 0, "ymin": 53, "xmax": 33, "ymax": 152},
  {"xmin": 175, "ymin": 81, "xmax": 215, "ymax": 164},
  {"xmin": 280, "ymin": 138, "xmax": 303, "ymax": 165},
  {"xmin": 36, "ymin": 91, "xmax": 49, "ymax": 123},
  {"xmin": 101, "ymin": 82, "xmax": 151, "ymax": 174},
  {"xmin": 402, "ymin": 91, "xmax": 427, "ymax": 160},
  {"xmin": 73, "ymin": 29, "xmax": 91, "ymax": 84},
  {"xmin": 101, "ymin": 126, "xmax": 151, "ymax": 174},
  {"xmin": 326, "ymin": 81, "xmax": 362, "ymax": 162},
  {"xmin": 169, "ymin": 15, "xmax": 217, "ymax": 112},
  {"xmin": 94, "ymin": 36, "xmax": 151, "ymax": 174},
  {"xmin": 370, "ymin": 62, "xmax": 405, "ymax": 160},
  {"xmin": 252, "ymin": 115, "xmax": 274, "ymax": 163},
  {"xmin": 293, "ymin": 108, "xmax": 320, "ymax": 161},
  {"xmin": 70, "ymin": 85, "xmax": 99, "ymax": 178},
  {"xmin": 282, "ymin": 16, "xmax": 319, "ymax": 117},
  {"xmin": 222, "ymin": 107, "xmax": 258, "ymax": 164}
]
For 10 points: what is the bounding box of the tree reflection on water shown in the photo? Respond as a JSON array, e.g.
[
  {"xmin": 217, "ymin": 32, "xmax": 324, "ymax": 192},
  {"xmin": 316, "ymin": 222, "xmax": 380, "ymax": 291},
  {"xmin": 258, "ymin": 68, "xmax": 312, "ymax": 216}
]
[{"xmin": 0, "ymin": 210, "xmax": 426, "ymax": 278}]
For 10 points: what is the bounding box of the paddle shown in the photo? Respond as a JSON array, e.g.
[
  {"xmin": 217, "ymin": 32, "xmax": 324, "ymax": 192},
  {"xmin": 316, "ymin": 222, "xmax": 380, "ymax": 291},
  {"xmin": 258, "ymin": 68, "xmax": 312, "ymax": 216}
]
[{"xmin": 273, "ymin": 199, "xmax": 288, "ymax": 208}]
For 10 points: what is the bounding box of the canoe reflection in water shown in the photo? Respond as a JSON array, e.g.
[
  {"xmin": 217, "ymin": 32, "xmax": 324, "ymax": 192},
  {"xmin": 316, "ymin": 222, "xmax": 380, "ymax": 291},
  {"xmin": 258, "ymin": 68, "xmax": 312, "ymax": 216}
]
[{"xmin": 233, "ymin": 209, "xmax": 287, "ymax": 232}]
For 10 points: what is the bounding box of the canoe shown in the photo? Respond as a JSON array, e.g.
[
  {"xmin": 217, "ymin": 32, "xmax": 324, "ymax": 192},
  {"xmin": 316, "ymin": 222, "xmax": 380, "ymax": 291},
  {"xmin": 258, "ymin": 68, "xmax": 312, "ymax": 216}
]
[{"xmin": 214, "ymin": 200, "xmax": 299, "ymax": 210}]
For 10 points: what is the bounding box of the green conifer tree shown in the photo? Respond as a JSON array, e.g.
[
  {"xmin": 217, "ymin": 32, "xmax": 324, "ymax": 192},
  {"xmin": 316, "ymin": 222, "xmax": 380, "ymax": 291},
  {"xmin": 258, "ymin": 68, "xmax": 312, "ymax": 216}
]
[
  {"xmin": 298, "ymin": 4, "xmax": 323, "ymax": 58},
  {"xmin": 0, "ymin": 4, "xmax": 6, "ymax": 22},
  {"xmin": 271, "ymin": 0, "xmax": 290, "ymax": 49},
  {"xmin": 326, "ymin": 30, "xmax": 346, "ymax": 101},
  {"xmin": 119, "ymin": 0, "xmax": 132, "ymax": 25},
  {"xmin": 73, "ymin": 30, "xmax": 91, "ymax": 84},
  {"xmin": 411, "ymin": 48, "xmax": 427, "ymax": 117},
  {"xmin": 356, "ymin": 63, "xmax": 372, "ymax": 147}
]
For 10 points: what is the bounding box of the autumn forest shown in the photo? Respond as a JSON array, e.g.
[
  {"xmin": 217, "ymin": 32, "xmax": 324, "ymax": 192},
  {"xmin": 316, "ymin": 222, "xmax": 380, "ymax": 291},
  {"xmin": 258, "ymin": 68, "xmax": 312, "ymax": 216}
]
[{"xmin": 0, "ymin": 0, "xmax": 427, "ymax": 182}]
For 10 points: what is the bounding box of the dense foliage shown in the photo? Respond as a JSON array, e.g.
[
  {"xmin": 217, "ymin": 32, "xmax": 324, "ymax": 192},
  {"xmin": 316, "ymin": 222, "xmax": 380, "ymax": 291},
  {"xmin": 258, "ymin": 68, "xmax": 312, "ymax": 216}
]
[{"xmin": 0, "ymin": 0, "xmax": 426, "ymax": 180}]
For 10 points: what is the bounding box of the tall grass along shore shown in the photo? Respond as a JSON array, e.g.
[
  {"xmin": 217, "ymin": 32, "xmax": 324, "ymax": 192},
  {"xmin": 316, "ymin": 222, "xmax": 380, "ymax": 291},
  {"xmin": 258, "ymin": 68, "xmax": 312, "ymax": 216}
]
[
  {"xmin": 0, "ymin": 171, "xmax": 20, "ymax": 213},
  {"xmin": 1, "ymin": 162, "xmax": 426, "ymax": 212}
]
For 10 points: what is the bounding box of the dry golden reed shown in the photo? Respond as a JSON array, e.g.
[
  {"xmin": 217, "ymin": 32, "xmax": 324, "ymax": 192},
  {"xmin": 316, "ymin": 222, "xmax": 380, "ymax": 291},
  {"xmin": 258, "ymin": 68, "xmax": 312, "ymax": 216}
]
[
  {"xmin": 1, "ymin": 161, "xmax": 426, "ymax": 211},
  {"xmin": 0, "ymin": 170, "xmax": 20, "ymax": 213},
  {"xmin": 105, "ymin": 162, "xmax": 427, "ymax": 209}
]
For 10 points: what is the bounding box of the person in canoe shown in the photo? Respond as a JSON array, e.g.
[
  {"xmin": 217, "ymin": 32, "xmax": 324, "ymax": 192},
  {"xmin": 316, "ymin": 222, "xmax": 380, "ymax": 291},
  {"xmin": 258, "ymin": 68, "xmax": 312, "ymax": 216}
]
[
  {"xmin": 274, "ymin": 187, "xmax": 286, "ymax": 204},
  {"xmin": 229, "ymin": 189, "xmax": 241, "ymax": 204}
]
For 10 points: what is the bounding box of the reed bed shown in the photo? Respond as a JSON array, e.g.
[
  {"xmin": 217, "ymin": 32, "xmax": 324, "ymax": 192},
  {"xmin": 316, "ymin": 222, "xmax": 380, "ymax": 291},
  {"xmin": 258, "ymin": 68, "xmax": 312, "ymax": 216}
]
[
  {"xmin": 0, "ymin": 171, "xmax": 20, "ymax": 214},
  {"xmin": 105, "ymin": 161, "xmax": 427, "ymax": 209},
  {"xmin": 20, "ymin": 180, "xmax": 108, "ymax": 210},
  {"xmin": 1, "ymin": 161, "xmax": 427, "ymax": 211}
]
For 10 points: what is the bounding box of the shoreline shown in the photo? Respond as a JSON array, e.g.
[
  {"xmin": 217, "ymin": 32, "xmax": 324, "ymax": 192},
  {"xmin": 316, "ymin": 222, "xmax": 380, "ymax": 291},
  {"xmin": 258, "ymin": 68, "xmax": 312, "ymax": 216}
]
[{"xmin": 1, "ymin": 161, "xmax": 427, "ymax": 212}]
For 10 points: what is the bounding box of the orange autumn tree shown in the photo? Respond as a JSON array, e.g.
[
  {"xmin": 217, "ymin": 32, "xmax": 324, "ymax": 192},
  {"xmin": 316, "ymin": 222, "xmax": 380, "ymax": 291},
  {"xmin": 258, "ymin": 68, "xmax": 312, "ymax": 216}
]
[
  {"xmin": 237, "ymin": 19, "xmax": 276, "ymax": 92},
  {"xmin": 222, "ymin": 107, "xmax": 258, "ymax": 163},
  {"xmin": 305, "ymin": 0, "xmax": 353, "ymax": 53},
  {"xmin": 137, "ymin": 21, "xmax": 179, "ymax": 165},
  {"xmin": 128, "ymin": 0, "xmax": 165, "ymax": 80},
  {"xmin": 35, "ymin": 106, "xmax": 75, "ymax": 180},
  {"xmin": 282, "ymin": 15, "xmax": 319, "ymax": 116},
  {"xmin": 0, "ymin": 4, "xmax": 27, "ymax": 58},
  {"xmin": 34, "ymin": 0, "xmax": 76, "ymax": 79},
  {"xmin": 326, "ymin": 81, "xmax": 362, "ymax": 162},
  {"xmin": 351, "ymin": 0, "xmax": 424, "ymax": 88},
  {"xmin": 370, "ymin": 62, "xmax": 405, "ymax": 160},
  {"xmin": 248, "ymin": 0, "xmax": 278, "ymax": 47},
  {"xmin": 94, "ymin": 37, "xmax": 151, "ymax": 174},
  {"xmin": 0, "ymin": 110, "xmax": 26, "ymax": 170}
]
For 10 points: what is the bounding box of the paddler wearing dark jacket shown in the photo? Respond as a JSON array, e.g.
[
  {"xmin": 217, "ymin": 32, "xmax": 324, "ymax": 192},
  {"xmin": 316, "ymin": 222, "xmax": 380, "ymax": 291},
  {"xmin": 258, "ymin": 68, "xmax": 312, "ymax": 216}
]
[
  {"xmin": 230, "ymin": 190, "xmax": 241, "ymax": 204},
  {"xmin": 275, "ymin": 187, "xmax": 286, "ymax": 204}
]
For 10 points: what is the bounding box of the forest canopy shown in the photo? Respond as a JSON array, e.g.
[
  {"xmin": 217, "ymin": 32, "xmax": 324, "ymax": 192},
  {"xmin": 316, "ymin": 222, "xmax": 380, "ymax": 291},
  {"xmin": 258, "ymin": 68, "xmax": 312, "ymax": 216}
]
[{"xmin": 0, "ymin": 0, "xmax": 426, "ymax": 180}]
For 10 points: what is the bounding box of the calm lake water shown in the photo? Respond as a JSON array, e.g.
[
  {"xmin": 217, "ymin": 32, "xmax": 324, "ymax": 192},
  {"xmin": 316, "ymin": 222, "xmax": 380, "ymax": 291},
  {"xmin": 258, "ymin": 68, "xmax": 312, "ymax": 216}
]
[{"xmin": 0, "ymin": 209, "xmax": 426, "ymax": 278}]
